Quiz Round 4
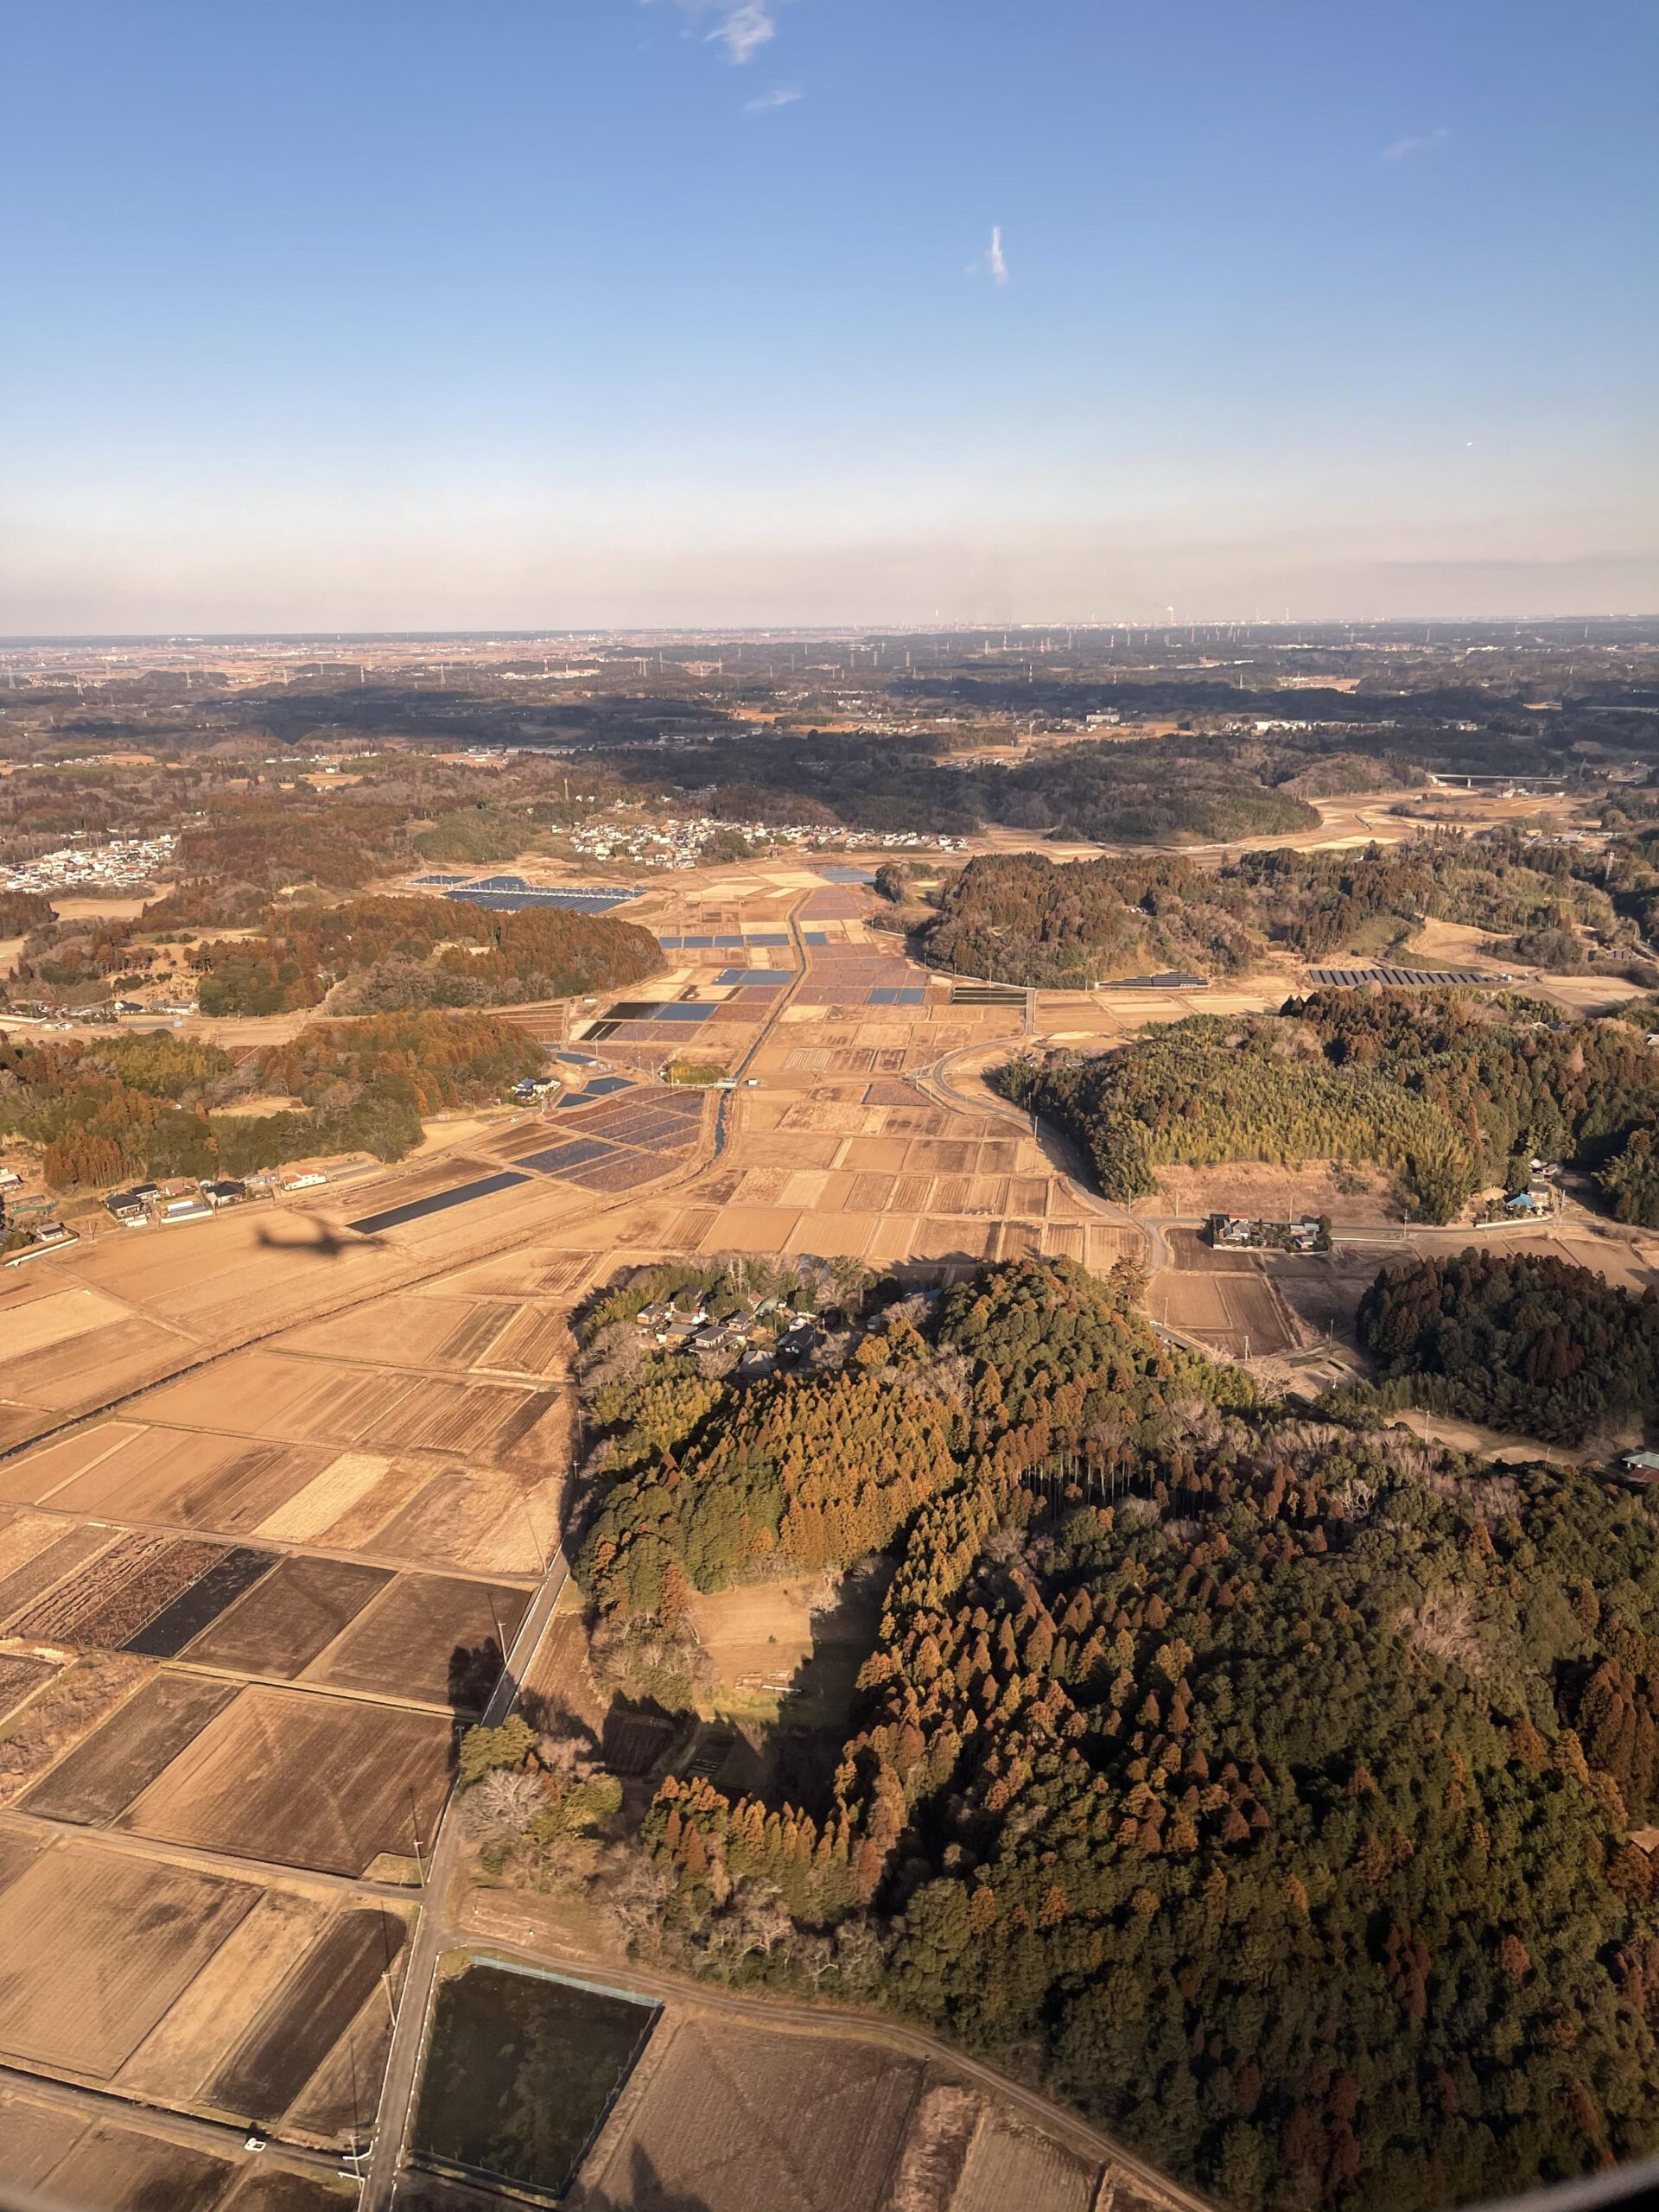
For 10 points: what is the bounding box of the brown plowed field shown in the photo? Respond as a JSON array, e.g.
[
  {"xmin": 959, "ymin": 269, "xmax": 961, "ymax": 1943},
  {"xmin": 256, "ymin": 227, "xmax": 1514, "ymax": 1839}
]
[
  {"xmin": 22, "ymin": 1427, "xmax": 327, "ymax": 1533},
  {"xmin": 4, "ymin": 1315, "xmax": 190, "ymax": 1413},
  {"xmin": 575, "ymin": 2014, "xmax": 920, "ymax": 2212},
  {"xmin": 118, "ymin": 1887, "xmax": 334, "ymax": 2104},
  {"xmin": 0, "ymin": 1507, "xmax": 74, "ymax": 1583},
  {"xmin": 0, "ymin": 1821, "xmax": 43, "ymax": 1897},
  {"xmin": 0, "ymin": 1654, "xmax": 54, "ymax": 1725},
  {"xmin": 185, "ymin": 1556, "xmax": 391, "ymax": 1678},
  {"xmin": 118, "ymin": 1685, "xmax": 453, "ymax": 1876},
  {"xmin": 0, "ymin": 1842, "xmax": 258, "ymax": 2076},
  {"xmin": 209, "ymin": 1904, "xmax": 409, "ymax": 2121},
  {"xmin": 0, "ymin": 1652, "xmax": 152, "ymax": 1806},
  {"xmin": 137, "ymin": 1354, "xmax": 416, "ymax": 1448},
  {"xmin": 952, "ymin": 2119, "xmax": 1099, "ymax": 2212},
  {"xmin": 37, "ymin": 2120, "xmax": 233, "ymax": 2211},
  {"xmin": 307, "ymin": 1573, "xmax": 531, "ymax": 1708},
  {"xmin": 0, "ymin": 1524, "xmax": 116, "ymax": 1626},
  {"xmin": 21, "ymin": 1670, "xmax": 238, "ymax": 1824}
]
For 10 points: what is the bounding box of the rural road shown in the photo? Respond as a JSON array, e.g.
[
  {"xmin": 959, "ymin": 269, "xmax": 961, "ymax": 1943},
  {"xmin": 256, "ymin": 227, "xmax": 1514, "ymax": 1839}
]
[{"xmin": 359, "ymin": 1550, "xmax": 571, "ymax": 2211}]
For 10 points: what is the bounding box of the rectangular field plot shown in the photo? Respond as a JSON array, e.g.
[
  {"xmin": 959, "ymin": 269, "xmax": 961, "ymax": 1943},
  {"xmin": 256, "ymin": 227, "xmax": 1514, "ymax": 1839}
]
[
  {"xmin": 578, "ymin": 2014, "xmax": 920, "ymax": 2212},
  {"xmin": 30, "ymin": 2120, "xmax": 235, "ymax": 2212},
  {"xmin": 15, "ymin": 1426, "xmax": 328, "ymax": 1535},
  {"xmin": 952, "ymin": 2117, "xmax": 1100, "ymax": 2212},
  {"xmin": 119, "ymin": 1685, "xmax": 454, "ymax": 1876},
  {"xmin": 22, "ymin": 1671, "xmax": 238, "ymax": 1825},
  {"xmin": 118, "ymin": 1885, "xmax": 334, "ymax": 2105},
  {"xmin": 0, "ymin": 1842, "xmax": 258, "ymax": 2076},
  {"xmin": 127, "ymin": 1545, "xmax": 281, "ymax": 1656},
  {"xmin": 9, "ymin": 1532, "xmax": 229, "ymax": 1649},
  {"xmin": 134, "ymin": 1354, "xmax": 418, "ymax": 1448},
  {"xmin": 359, "ymin": 1377, "xmax": 564, "ymax": 1465},
  {"xmin": 0, "ymin": 1523, "xmax": 116, "ymax": 1624},
  {"xmin": 346, "ymin": 1169, "xmax": 532, "ymax": 1237},
  {"xmin": 307, "ymin": 1573, "xmax": 531, "ymax": 1709},
  {"xmin": 208, "ymin": 1904, "xmax": 409, "ymax": 2121},
  {"xmin": 184, "ymin": 1556, "xmax": 391, "ymax": 1678},
  {"xmin": 279, "ymin": 1294, "xmax": 522, "ymax": 1372},
  {"xmin": 411, "ymin": 1962, "xmax": 658, "ymax": 2201}
]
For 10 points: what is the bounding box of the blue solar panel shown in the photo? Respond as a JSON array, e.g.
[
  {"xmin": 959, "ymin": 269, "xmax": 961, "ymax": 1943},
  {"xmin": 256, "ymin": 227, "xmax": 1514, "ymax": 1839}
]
[
  {"xmin": 897, "ymin": 986, "xmax": 925, "ymax": 1004},
  {"xmin": 804, "ymin": 932, "xmax": 830, "ymax": 945},
  {"xmin": 652, "ymin": 1002, "xmax": 716, "ymax": 1022},
  {"xmin": 518, "ymin": 1138, "xmax": 616, "ymax": 1174},
  {"xmin": 817, "ymin": 865, "xmax": 877, "ymax": 883},
  {"xmin": 715, "ymin": 935, "xmax": 745, "ymax": 947},
  {"xmin": 443, "ymin": 880, "xmax": 640, "ymax": 913},
  {"xmin": 683, "ymin": 934, "xmax": 715, "ymax": 948},
  {"xmin": 716, "ymin": 969, "xmax": 793, "ymax": 986}
]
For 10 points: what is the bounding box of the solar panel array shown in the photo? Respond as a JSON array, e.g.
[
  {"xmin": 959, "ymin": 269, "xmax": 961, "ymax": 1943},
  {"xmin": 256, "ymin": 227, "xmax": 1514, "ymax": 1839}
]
[
  {"xmin": 347, "ymin": 1169, "xmax": 531, "ymax": 1236},
  {"xmin": 1305, "ymin": 965, "xmax": 1495, "ymax": 987},
  {"xmin": 656, "ymin": 932, "xmax": 790, "ymax": 949}
]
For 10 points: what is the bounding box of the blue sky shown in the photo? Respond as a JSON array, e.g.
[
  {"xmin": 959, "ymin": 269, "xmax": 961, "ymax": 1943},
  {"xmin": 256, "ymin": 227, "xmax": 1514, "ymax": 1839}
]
[{"xmin": 3, "ymin": 0, "xmax": 1656, "ymax": 631}]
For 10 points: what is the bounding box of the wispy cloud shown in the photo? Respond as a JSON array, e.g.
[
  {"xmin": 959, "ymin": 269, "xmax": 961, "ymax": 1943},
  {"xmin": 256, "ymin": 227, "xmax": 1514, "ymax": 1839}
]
[
  {"xmin": 708, "ymin": 3, "xmax": 777, "ymax": 63},
  {"xmin": 746, "ymin": 84, "xmax": 802, "ymax": 111},
  {"xmin": 987, "ymin": 225, "xmax": 1008, "ymax": 284},
  {"xmin": 1383, "ymin": 126, "xmax": 1452, "ymax": 162}
]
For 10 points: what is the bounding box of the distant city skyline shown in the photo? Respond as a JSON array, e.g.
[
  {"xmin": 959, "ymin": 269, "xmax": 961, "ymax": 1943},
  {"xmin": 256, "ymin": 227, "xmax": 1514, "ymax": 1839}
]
[{"xmin": 3, "ymin": 0, "xmax": 1656, "ymax": 631}]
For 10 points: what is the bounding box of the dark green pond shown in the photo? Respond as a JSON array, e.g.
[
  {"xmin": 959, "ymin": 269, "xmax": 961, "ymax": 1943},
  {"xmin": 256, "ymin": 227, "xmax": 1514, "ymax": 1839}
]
[{"xmin": 411, "ymin": 1961, "xmax": 659, "ymax": 2200}]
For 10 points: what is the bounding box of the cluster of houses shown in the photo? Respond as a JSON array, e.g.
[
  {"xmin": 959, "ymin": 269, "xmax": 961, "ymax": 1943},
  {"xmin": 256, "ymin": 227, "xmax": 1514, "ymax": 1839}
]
[
  {"xmin": 564, "ymin": 811, "xmax": 964, "ymax": 871},
  {"xmin": 101, "ymin": 1161, "xmax": 356, "ymax": 1229},
  {"xmin": 634, "ymin": 1292, "xmax": 826, "ymax": 1376},
  {"xmin": 1209, "ymin": 1214, "xmax": 1330, "ymax": 1253},
  {"xmin": 0, "ymin": 834, "xmax": 176, "ymax": 899},
  {"xmin": 105, "ymin": 1177, "xmax": 250, "ymax": 1227}
]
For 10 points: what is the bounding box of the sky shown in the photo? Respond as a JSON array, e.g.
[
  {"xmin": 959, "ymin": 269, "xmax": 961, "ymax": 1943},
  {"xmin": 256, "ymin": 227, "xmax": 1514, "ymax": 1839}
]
[{"xmin": 3, "ymin": 0, "xmax": 1656, "ymax": 632}]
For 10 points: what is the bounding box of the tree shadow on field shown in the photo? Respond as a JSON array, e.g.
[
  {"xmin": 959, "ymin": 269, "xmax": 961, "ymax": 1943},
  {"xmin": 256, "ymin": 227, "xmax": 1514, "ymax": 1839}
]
[
  {"xmin": 448, "ymin": 1635, "xmax": 505, "ymax": 1715},
  {"xmin": 579, "ymin": 2143, "xmax": 715, "ymax": 2212}
]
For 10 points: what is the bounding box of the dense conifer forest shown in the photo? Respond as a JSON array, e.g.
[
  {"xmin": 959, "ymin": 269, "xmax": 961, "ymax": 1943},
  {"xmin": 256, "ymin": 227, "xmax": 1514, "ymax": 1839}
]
[
  {"xmin": 511, "ymin": 1256, "xmax": 1659, "ymax": 2211},
  {"xmin": 997, "ymin": 991, "xmax": 1659, "ymax": 1224},
  {"xmin": 1353, "ymin": 1249, "xmax": 1659, "ymax": 1445}
]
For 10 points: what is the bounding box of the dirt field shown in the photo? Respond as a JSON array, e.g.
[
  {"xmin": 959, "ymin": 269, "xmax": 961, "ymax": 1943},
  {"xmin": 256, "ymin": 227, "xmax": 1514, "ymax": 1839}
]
[
  {"xmin": 306, "ymin": 1573, "xmax": 531, "ymax": 1709},
  {"xmin": 22, "ymin": 1671, "xmax": 239, "ymax": 1825},
  {"xmin": 571, "ymin": 2013, "xmax": 922, "ymax": 2212},
  {"xmin": 118, "ymin": 1685, "xmax": 454, "ymax": 1876},
  {"xmin": 185, "ymin": 1555, "xmax": 392, "ymax": 1677},
  {"xmin": 1153, "ymin": 1159, "xmax": 1402, "ymax": 1224},
  {"xmin": 0, "ymin": 1841, "xmax": 259, "ymax": 2077},
  {"xmin": 1150, "ymin": 1262, "xmax": 1300, "ymax": 1357}
]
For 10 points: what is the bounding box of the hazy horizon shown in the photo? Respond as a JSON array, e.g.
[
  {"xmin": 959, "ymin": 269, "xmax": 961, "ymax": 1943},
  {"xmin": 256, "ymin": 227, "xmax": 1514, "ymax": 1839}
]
[{"xmin": 4, "ymin": 0, "xmax": 1655, "ymax": 633}]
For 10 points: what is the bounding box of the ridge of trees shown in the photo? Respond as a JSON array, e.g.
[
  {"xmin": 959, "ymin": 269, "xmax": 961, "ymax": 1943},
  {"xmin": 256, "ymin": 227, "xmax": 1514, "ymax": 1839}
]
[
  {"xmin": 996, "ymin": 991, "xmax": 1659, "ymax": 1225},
  {"xmin": 918, "ymin": 833, "xmax": 1646, "ymax": 989},
  {"xmin": 0, "ymin": 1007, "xmax": 545, "ymax": 1188}
]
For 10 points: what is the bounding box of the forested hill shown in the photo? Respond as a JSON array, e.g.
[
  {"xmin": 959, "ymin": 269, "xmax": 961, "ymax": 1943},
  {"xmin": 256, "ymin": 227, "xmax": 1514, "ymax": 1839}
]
[
  {"xmin": 997, "ymin": 992, "xmax": 1659, "ymax": 1224},
  {"xmin": 918, "ymin": 833, "xmax": 1645, "ymax": 989},
  {"xmin": 0, "ymin": 1009, "xmax": 545, "ymax": 1190},
  {"xmin": 560, "ymin": 1256, "xmax": 1659, "ymax": 2211},
  {"xmin": 9, "ymin": 891, "xmax": 661, "ymax": 1018},
  {"xmin": 1354, "ymin": 1249, "xmax": 1659, "ymax": 1445},
  {"xmin": 920, "ymin": 850, "xmax": 1262, "ymax": 986}
]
